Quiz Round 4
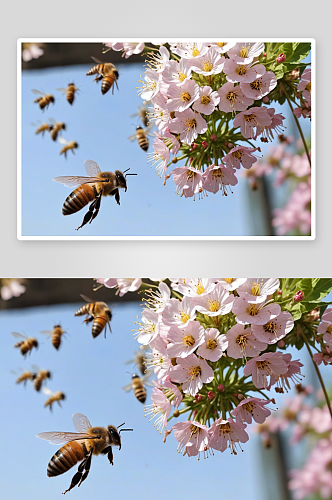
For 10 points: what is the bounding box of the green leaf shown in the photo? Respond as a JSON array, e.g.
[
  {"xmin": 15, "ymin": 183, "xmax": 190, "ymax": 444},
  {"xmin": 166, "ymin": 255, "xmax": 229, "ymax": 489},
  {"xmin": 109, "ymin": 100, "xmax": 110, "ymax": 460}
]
[
  {"xmin": 297, "ymin": 278, "xmax": 332, "ymax": 302},
  {"xmin": 287, "ymin": 42, "xmax": 311, "ymax": 63}
]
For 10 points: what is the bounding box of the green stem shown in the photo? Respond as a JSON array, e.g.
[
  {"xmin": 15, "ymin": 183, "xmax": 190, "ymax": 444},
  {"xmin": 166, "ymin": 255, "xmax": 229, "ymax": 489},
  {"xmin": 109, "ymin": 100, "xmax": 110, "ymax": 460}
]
[
  {"xmin": 302, "ymin": 329, "xmax": 332, "ymax": 421},
  {"xmin": 283, "ymin": 86, "xmax": 311, "ymax": 167}
]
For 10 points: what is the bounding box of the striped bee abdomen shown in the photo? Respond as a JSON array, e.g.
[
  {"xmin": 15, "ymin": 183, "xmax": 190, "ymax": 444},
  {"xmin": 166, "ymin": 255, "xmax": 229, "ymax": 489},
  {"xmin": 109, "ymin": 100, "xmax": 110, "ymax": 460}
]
[
  {"xmin": 62, "ymin": 185, "xmax": 95, "ymax": 216},
  {"xmin": 92, "ymin": 317, "xmax": 107, "ymax": 338},
  {"xmin": 47, "ymin": 441, "xmax": 84, "ymax": 477},
  {"xmin": 101, "ymin": 76, "xmax": 115, "ymax": 95}
]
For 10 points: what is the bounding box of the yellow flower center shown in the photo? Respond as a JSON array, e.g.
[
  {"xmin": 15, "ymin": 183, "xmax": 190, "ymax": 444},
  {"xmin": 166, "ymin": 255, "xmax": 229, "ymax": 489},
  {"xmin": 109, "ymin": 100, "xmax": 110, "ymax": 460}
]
[
  {"xmin": 251, "ymin": 282, "xmax": 260, "ymax": 295},
  {"xmin": 245, "ymin": 114, "xmax": 256, "ymax": 124},
  {"xmin": 208, "ymin": 299, "xmax": 220, "ymax": 312},
  {"xmin": 187, "ymin": 169, "xmax": 196, "ymax": 180},
  {"xmin": 212, "ymin": 168, "xmax": 224, "ymax": 180},
  {"xmin": 183, "ymin": 335, "xmax": 195, "ymax": 346},
  {"xmin": 232, "ymin": 150, "xmax": 243, "ymax": 160},
  {"xmin": 180, "ymin": 311, "xmax": 190, "ymax": 323},
  {"xmin": 203, "ymin": 61, "xmax": 213, "ymax": 72},
  {"xmin": 250, "ymin": 80, "xmax": 262, "ymax": 91},
  {"xmin": 305, "ymin": 82, "xmax": 311, "ymax": 92},
  {"xmin": 219, "ymin": 422, "xmax": 232, "ymax": 435},
  {"xmin": 188, "ymin": 366, "xmax": 202, "ymax": 379},
  {"xmin": 178, "ymin": 71, "xmax": 186, "ymax": 82},
  {"xmin": 236, "ymin": 334, "xmax": 248, "ymax": 347},
  {"xmin": 257, "ymin": 360, "xmax": 269, "ymax": 370},
  {"xmin": 196, "ymin": 282, "xmax": 205, "ymax": 295},
  {"xmin": 181, "ymin": 91, "xmax": 191, "ymax": 102},
  {"xmin": 190, "ymin": 424, "xmax": 200, "ymax": 438},
  {"xmin": 217, "ymin": 43, "xmax": 225, "ymax": 48},
  {"xmin": 185, "ymin": 119, "xmax": 197, "ymax": 130},
  {"xmin": 240, "ymin": 46, "xmax": 248, "ymax": 58},
  {"xmin": 236, "ymin": 65, "xmax": 247, "ymax": 76},
  {"xmin": 225, "ymin": 278, "xmax": 235, "ymax": 284},
  {"xmin": 243, "ymin": 402, "xmax": 255, "ymax": 414},
  {"xmin": 226, "ymin": 91, "xmax": 237, "ymax": 103},
  {"xmin": 207, "ymin": 339, "xmax": 218, "ymax": 350},
  {"xmin": 201, "ymin": 95, "xmax": 211, "ymax": 105},
  {"xmin": 247, "ymin": 304, "xmax": 259, "ymax": 316},
  {"xmin": 192, "ymin": 46, "xmax": 200, "ymax": 57},
  {"xmin": 327, "ymin": 325, "xmax": 332, "ymax": 334},
  {"xmin": 263, "ymin": 321, "xmax": 277, "ymax": 335}
]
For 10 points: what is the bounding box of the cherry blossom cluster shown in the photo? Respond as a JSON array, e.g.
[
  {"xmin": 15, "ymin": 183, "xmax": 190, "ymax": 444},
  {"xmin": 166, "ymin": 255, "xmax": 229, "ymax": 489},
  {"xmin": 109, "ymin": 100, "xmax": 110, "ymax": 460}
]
[
  {"xmin": 22, "ymin": 43, "xmax": 44, "ymax": 62},
  {"xmin": 245, "ymin": 136, "xmax": 311, "ymax": 235},
  {"xmin": 98, "ymin": 277, "xmax": 315, "ymax": 457},
  {"xmin": 293, "ymin": 68, "xmax": 311, "ymax": 120},
  {"xmin": 0, "ymin": 278, "xmax": 26, "ymax": 301},
  {"xmin": 313, "ymin": 308, "xmax": 332, "ymax": 366},
  {"xmin": 257, "ymin": 386, "xmax": 332, "ymax": 499}
]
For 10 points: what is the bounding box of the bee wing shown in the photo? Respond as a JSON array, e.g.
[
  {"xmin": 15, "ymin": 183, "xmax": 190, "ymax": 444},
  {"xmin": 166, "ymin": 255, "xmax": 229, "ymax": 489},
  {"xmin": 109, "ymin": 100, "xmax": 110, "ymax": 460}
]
[
  {"xmin": 40, "ymin": 330, "xmax": 52, "ymax": 337},
  {"xmin": 31, "ymin": 364, "xmax": 40, "ymax": 372},
  {"xmin": 42, "ymin": 386, "xmax": 55, "ymax": 396},
  {"xmin": 127, "ymin": 133, "xmax": 137, "ymax": 141},
  {"xmin": 72, "ymin": 413, "xmax": 92, "ymax": 432},
  {"xmin": 31, "ymin": 89, "xmax": 45, "ymax": 96},
  {"xmin": 142, "ymin": 370, "xmax": 154, "ymax": 385},
  {"xmin": 53, "ymin": 176, "xmax": 100, "ymax": 188},
  {"xmin": 129, "ymin": 112, "xmax": 138, "ymax": 118},
  {"xmin": 48, "ymin": 117, "xmax": 56, "ymax": 125},
  {"xmin": 91, "ymin": 56, "xmax": 104, "ymax": 64},
  {"xmin": 56, "ymin": 87, "xmax": 67, "ymax": 93},
  {"xmin": 58, "ymin": 137, "xmax": 68, "ymax": 145},
  {"xmin": 122, "ymin": 382, "xmax": 133, "ymax": 392},
  {"xmin": 124, "ymin": 358, "xmax": 135, "ymax": 364},
  {"xmin": 80, "ymin": 294, "xmax": 94, "ymax": 303},
  {"xmin": 36, "ymin": 431, "xmax": 93, "ymax": 446},
  {"xmin": 11, "ymin": 332, "xmax": 27, "ymax": 340},
  {"xmin": 84, "ymin": 159, "xmax": 101, "ymax": 177},
  {"xmin": 145, "ymin": 123, "xmax": 155, "ymax": 137}
]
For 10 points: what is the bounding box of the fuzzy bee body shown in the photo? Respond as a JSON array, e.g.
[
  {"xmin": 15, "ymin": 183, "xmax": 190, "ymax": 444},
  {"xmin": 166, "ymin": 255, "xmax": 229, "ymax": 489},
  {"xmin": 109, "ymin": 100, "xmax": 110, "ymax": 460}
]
[
  {"xmin": 12, "ymin": 332, "xmax": 38, "ymax": 358},
  {"xmin": 50, "ymin": 122, "xmax": 66, "ymax": 141},
  {"xmin": 35, "ymin": 122, "xmax": 52, "ymax": 136},
  {"xmin": 34, "ymin": 369, "xmax": 51, "ymax": 392},
  {"xmin": 58, "ymin": 137, "xmax": 79, "ymax": 158},
  {"xmin": 87, "ymin": 57, "xmax": 119, "ymax": 95},
  {"xmin": 75, "ymin": 295, "xmax": 112, "ymax": 338},
  {"xmin": 32, "ymin": 90, "xmax": 55, "ymax": 110},
  {"xmin": 43, "ymin": 387, "xmax": 66, "ymax": 411},
  {"xmin": 122, "ymin": 371, "xmax": 153, "ymax": 404},
  {"xmin": 128, "ymin": 123, "xmax": 154, "ymax": 152},
  {"xmin": 41, "ymin": 324, "xmax": 66, "ymax": 350},
  {"xmin": 66, "ymin": 83, "xmax": 78, "ymax": 105},
  {"xmin": 15, "ymin": 370, "xmax": 37, "ymax": 385}
]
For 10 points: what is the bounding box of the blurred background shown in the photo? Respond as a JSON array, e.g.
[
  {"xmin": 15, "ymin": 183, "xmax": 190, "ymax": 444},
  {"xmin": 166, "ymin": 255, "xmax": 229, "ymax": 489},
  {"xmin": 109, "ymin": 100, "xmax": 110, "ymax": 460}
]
[
  {"xmin": 20, "ymin": 42, "xmax": 311, "ymax": 237},
  {"xmin": 0, "ymin": 278, "xmax": 328, "ymax": 500}
]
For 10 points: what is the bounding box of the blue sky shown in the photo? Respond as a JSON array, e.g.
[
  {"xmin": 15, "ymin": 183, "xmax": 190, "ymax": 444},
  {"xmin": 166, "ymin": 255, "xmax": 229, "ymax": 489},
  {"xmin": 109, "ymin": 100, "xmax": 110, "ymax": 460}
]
[
  {"xmin": 20, "ymin": 45, "xmax": 311, "ymax": 237},
  {"xmin": 1, "ymin": 281, "xmax": 329, "ymax": 500}
]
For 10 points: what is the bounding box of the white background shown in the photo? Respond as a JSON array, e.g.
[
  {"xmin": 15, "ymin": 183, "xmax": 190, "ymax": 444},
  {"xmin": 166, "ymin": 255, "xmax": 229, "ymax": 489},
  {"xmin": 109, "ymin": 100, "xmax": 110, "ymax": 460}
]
[{"xmin": 2, "ymin": 0, "xmax": 328, "ymax": 277}]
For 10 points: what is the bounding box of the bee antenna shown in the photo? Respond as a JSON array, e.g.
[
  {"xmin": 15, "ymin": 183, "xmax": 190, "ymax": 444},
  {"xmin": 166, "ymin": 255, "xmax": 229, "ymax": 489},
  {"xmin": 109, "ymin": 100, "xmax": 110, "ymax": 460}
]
[
  {"xmin": 123, "ymin": 168, "xmax": 130, "ymax": 174},
  {"xmin": 119, "ymin": 428, "xmax": 133, "ymax": 433},
  {"xmin": 126, "ymin": 173, "xmax": 137, "ymax": 176},
  {"xmin": 117, "ymin": 422, "xmax": 125, "ymax": 429}
]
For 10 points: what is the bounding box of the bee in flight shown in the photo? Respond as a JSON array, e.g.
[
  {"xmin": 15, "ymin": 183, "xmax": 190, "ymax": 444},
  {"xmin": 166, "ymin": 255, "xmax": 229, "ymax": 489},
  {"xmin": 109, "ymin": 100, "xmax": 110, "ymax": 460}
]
[
  {"xmin": 33, "ymin": 365, "xmax": 52, "ymax": 392},
  {"xmin": 128, "ymin": 123, "xmax": 154, "ymax": 152},
  {"xmin": 86, "ymin": 56, "xmax": 119, "ymax": 95},
  {"xmin": 49, "ymin": 119, "xmax": 66, "ymax": 141},
  {"xmin": 43, "ymin": 386, "xmax": 66, "ymax": 411},
  {"xmin": 32, "ymin": 89, "xmax": 55, "ymax": 110},
  {"xmin": 33, "ymin": 120, "xmax": 53, "ymax": 136},
  {"xmin": 12, "ymin": 332, "xmax": 38, "ymax": 358},
  {"xmin": 58, "ymin": 137, "xmax": 79, "ymax": 158},
  {"xmin": 75, "ymin": 294, "xmax": 112, "ymax": 338},
  {"xmin": 130, "ymin": 101, "xmax": 151, "ymax": 128},
  {"xmin": 56, "ymin": 83, "xmax": 79, "ymax": 105},
  {"xmin": 124, "ymin": 345, "xmax": 148, "ymax": 376},
  {"xmin": 122, "ymin": 370, "xmax": 153, "ymax": 404},
  {"xmin": 53, "ymin": 159, "xmax": 136, "ymax": 230},
  {"xmin": 40, "ymin": 324, "xmax": 66, "ymax": 350},
  {"xmin": 12, "ymin": 367, "xmax": 37, "ymax": 386},
  {"xmin": 36, "ymin": 413, "xmax": 132, "ymax": 494}
]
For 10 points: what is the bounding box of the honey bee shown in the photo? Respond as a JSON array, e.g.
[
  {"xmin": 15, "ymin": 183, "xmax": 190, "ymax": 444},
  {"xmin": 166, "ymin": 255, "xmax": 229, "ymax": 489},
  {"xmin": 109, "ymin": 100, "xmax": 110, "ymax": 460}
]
[
  {"xmin": 32, "ymin": 89, "xmax": 55, "ymax": 110},
  {"xmin": 40, "ymin": 324, "xmax": 66, "ymax": 350},
  {"xmin": 128, "ymin": 123, "xmax": 154, "ymax": 152},
  {"xmin": 56, "ymin": 83, "xmax": 79, "ymax": 105},
  {"xmin": 58, "ymin": 137, "xmax": 79, "ymax": 158},
  {"xmin": 130, "ymin": 102, "xmax": 151, "ymax": 127},
  {"xmin": 86, "ymin": 56, "xmax": 119, "ymax": 95},
  {"xmin": 122, "ymin": 371, "xmax": 153, "ymax": 404},
  {"xmin": 53, "ymin": 159, "xmax": 136, "ymax": 230},
  {"xmin": 43, "ymin": 387, "xmax": 66, "ymax": 412},
  {"xmin": 33, "ymin": 366, "xmax": 52, "ymax": 392},
  {"xmin": 36, "ymin": 413, "xmax": 132, "ymax": 494},
  {"xmin": 12, "ymin": 367, "xmax": 37, "ymax": 386},
  {"xmin": 33, "ymin": 121, "xmax": 53, "ymax": 136},
  {"xmin": 124, "ymin": 345, "xmax": 148, "ymax": 375},
  {"xmin": 49, "ymin": 119, "xmax": 66, "ymax": 141},
  {"xmin": 74, "ymin": 294, "xmax": 112, "ymax": 338},
  {"xmin": 12, "ymin": 332, "xmax": 38, "ymax": 358}
]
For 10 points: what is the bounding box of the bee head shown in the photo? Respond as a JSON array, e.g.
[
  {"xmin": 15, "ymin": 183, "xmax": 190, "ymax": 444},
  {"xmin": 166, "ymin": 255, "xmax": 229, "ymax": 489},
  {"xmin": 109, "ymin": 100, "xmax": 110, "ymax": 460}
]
[
  {"xmin": 115, "ymin": 171, "xmax": 127, "ymax": 191},
  {"xmin": 60, "ymin": 393, "xmax": 66, "ymax": 400},
  {"xmin": 132, "ymin": 374, "xmax": 140, "ymax": 380},
  {"xmin": 32, "ymin": 339, "xmax": 39, "ymax": 348},
  {"xmin": 108, "ymin": 425, "xmax": 121, "ymax": 449},
  {"xmin": 50, "ymin": 96, "xmax": 55, "ymax": 103},
  {"xmin": 114, "ymin": 69, "xmax": 119, "ymax": 80},
  {"xmin": 54, "ymin": 324, "xmax": 61, "ymax": 328},
  {"xmin": 46, "ymin": 371, "xmax": 52, "ymax": 379},
  {"xmin": 73, "ymin": 142, "xmax": 79, "ymax": 148},
  {"xmin": 62, "ymin": 123, "xmax": 66, "ymax": 130}
]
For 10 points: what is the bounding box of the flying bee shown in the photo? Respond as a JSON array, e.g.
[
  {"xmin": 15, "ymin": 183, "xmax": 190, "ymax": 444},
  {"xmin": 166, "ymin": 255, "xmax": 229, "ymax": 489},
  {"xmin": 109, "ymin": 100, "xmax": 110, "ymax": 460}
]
[
  {"xmin": 36, "ymin": 413, "xmax": 132, "ymax": 494},
  {"xmin": 128, "ymin": 123, "xmax": 154, "ymax": 152},
  {"xmin": 74, "ymin": 294, "xmax": 112, "ymax": 338},
  {"xmin": 11, "ymin": 332, "xmax": 38, "ymax": 358},
  {"xmin": 130, "ymin": 101, "xmax": 151, "ymax": 127},
  {"xmin": 58, "ymin": 137, "xmax": 79, "ymax": 158},
  {"xmin": 124, "ymin": 345, "xmax": 149, "ymax": 375},
  {"xmin": 49, "ymin": 118, "xmax": 66, "ymax": 141},
  {"xmin": 53, "ymin": 159, "xmax": 137, "ymax": 230},
  {"xmin": 12, "ymin": 367, "xmax": 37, "ymax": 386},
  {"xmin": 86, "ymin": 56, "xmax": 119, "ymax": 95},
  {"xmin": 33, "ymin": 366, "xmax": 52, "ymax": 392},
  {"xmin": 32, "ymin": 89, "xmax": 55, "ymax": 110},
  {"xmin": 33, "ymin": 120, "xmax": 53, "ymax": 136},
  {"xmin": 56, "ymin": 83, "xmax": 79, "ymax": 105},
  {"xmin": 122, "ymin": 370, "xmax": 154, "ymax": 404},
  {"xmin": 40, "ymin": 324, "xmax": 66, "ymax": 350},
  {"xmin": 43, "ymin": 386, "xmax": 66, "ymax": 412}
]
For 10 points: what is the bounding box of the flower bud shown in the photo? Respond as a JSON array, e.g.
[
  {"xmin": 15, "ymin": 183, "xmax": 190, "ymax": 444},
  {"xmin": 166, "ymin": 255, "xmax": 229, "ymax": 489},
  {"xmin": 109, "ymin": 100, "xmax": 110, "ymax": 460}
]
[
  {"xmin": 172, "ymin": 157, "xmax": 178, "ymax": 164},
  {"xmin": 262, "ymin": 96, "xmax": 269, "ymax": 104},
  {"xmin": 218, "ymin": 384, "xmax": 225, "ymax": 392},
  {"xmin": 197, "ymin": 394, "xmax": 203, "ymax": 401},
  {"xmin": 191, "ymin": 143, "xmax": 198, "ymax": 150},
  {"xmin": 294, "ymin": 291, "xmax": 305, "ymax": 303},
  {"xmin": 233, "ymin": 392, "xmax": 238, "ymax": 398},
  {"xmin": 193, "ymin": 399, "xmax": 197, "ymax": 404},
  {"xmin": 207, "ymin": 391, "xmax": 215, "ymax": 400},
  {"xmin": 277, "ymin": 339, "xmax": 285, "ymax": 348},
  {"xmin": 277, "ymin": 53, "xmax": 286, "ymax": 63},
  {"xmin": 237, "ymin": 393, "xmax": 244, "ymax": 401},
  {"xmin": 210, "ymin": 134, "xmax": 217, "ymax": 142},
  {"xmin": 202, "ymin": 140, "xmax": 209, "ymax": 149},
  {"xmin": 173, "ymin": 409, "xmax": 180, "ymax": 418}
]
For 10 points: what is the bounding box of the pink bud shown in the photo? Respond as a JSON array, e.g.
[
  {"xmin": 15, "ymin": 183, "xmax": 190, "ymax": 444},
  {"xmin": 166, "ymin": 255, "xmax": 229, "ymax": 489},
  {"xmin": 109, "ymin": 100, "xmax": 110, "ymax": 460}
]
[
  {"xmin": 202, "ymin": 140, "xmax": 209, "ymax": 148},
  {"xmin": 194, "ymin": 394, "xmax": 199, "ymax": 399},
  {"xmin": 218, "ymin": 384, "xmax": 225, "ymax": 392},
  {"xmin": 278, "ymin": 290, "xmax": 282, "ymax": 295},
  {"xmin": 210, "ymin": 134, "xmax": 217, "ymax": 142},
  {"xmin": 262, "ymin": 53, "xmax": 267, "ymax": 58},
  {"xmin": 237, "ymin": 393, "xmax": 244, "ymax": 401},
  {"xmin": 294, "ymin": 291, "xmax": 305, "ymax": 303},
  {"xmin": 262, "ymin": 96, "xmax": 269, "ymax": 104},
  {"xmin": 191, "ymin": 143, "xmax": 198, "ymax": 150},
  {"xmin": 278, "ymin": 340, "xmax": 285, "ymax": 348},
  {"xmin": 193, "ymin": 399, "xmax": 197, "ymax": 404},
  {"xmin": 214, "ymin": 409, "xmax": 218, "ymax": 415},
  {"xmin": 233, "ymin": 393, "xmax": 238, "ymax": 398},
  {"xmin": 197, "ymin": 395, "xmax": 203, "ymax": 401},
  {"xmin": 207, "ymin": 391, "xmax": 215, "ymax": 400},
  {"xmin": 277, "ymin": 53, "xmax": 286, "ymax": 63}
]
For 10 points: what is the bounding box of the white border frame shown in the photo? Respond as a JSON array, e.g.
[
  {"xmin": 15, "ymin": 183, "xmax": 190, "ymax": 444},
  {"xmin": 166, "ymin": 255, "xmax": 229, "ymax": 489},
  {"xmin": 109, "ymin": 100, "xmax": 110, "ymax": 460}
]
[{"xmin": 17, "ymin": 38, "xmax": 315, "ymax": 241}]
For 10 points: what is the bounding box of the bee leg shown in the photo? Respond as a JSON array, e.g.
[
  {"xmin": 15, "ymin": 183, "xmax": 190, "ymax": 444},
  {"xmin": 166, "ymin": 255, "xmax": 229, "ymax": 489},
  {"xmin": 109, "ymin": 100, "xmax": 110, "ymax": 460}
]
[
  {"xmin": 89, "ymin": 192, "xmax": 102, "ymax": 224},
  {"xmin": 58, "ymin": 401, "xmax": 62, "ymax": 408},
  {"xmin": 75, "ymin": 204, "xmax": 96, "ymax": 230},
  {"xmin": 110, "ymin": 188, "xmax": 120, "ymax": 205},
  {"xmin": 62, "ymin": 466, "xmax": 84, "ymax": 495},
  {"xmin": 101, "ymin": 446, "xmax": 114, "ymax": 465},
  {"xmin": 77, "ymin": 449, "xmax": 93, "ymax": 487},
  {"xmin": 83, "ymin": 316, "xmax": 94, "ymax": 325}
]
